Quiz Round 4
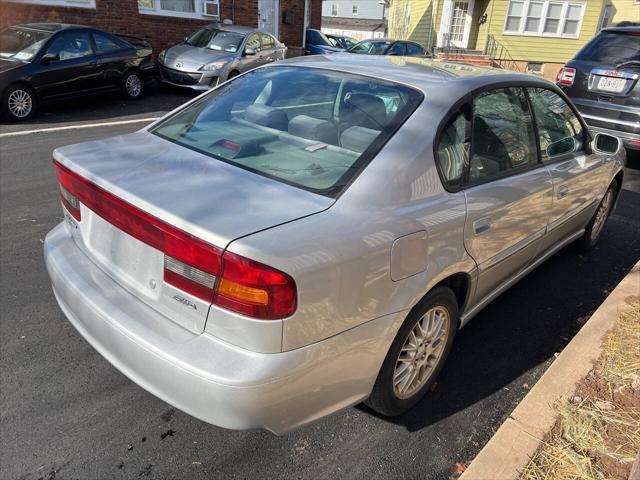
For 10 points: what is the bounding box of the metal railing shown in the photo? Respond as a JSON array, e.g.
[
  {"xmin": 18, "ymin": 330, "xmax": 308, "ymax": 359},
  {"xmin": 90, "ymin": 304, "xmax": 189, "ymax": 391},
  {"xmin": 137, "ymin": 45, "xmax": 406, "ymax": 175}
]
[{"xmin": 484, "ymin": 34, "xmax": 522, "ymax": 72}]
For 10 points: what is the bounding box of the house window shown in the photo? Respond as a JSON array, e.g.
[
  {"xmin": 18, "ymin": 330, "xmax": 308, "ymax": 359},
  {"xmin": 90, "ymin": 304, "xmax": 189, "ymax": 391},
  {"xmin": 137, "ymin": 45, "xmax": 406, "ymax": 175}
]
[
  {"xmin": 352, "ymin": 4, "xmax": 359, "ymax": 15},
  {"xmin": 138, "ymin": 0, "xmax": 220, "ymax": 19},
  {"xmin": 7, "ymin": 0, "xmax": 95, "ymax": 8},
  {"xmin": 503, "ymin": 0, "xmax": 585, "ymax": 38},
  {"xmin": 331, "ymin": 4, "xmax": 338, "ymax": 16}
]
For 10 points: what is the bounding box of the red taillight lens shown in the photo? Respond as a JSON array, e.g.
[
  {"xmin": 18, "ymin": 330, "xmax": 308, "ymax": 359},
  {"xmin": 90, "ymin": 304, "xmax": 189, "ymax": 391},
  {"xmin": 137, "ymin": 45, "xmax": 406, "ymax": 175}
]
[
  {"xmin": 556, "ymin": 66, "xmax": 576, "ymax": 86},
  {"xmin": 53, "ymin": 160, "xmax": 297, "ymax": 319},
  {"xmin": 215, "ymin": 251, "xmax": 297, "ymax": 320}
]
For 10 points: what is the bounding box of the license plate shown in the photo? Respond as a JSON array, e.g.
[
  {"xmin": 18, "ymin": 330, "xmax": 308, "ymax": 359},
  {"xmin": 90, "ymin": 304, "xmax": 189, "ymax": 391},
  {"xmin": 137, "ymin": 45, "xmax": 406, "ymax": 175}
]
[{"xmin": 597, "ymin": 76, "xmax": 626, "ymax": 93}]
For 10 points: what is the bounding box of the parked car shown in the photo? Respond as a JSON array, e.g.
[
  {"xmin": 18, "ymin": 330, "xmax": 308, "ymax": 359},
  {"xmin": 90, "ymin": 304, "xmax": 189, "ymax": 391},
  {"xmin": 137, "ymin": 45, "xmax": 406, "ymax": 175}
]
[
  {"xmin": 0, "ymin": 23, "xmax": 154, "ymax": 121},
  {"xmin": 326, "ymin": 33, "xmax": 358, "ymax": 50},
  {"xmin": 157, "ymin": 24, "xmax": 286, "ymax": 92},
  {"xmin": 347, "ymin": 38, "xmax": 429, "ymax": 57},
  {"xmin": 557, "ymin": 26, "xmax": 640, "ymax": 151},
  {"xmin": 45, "ymin": 56, "xmax": 625, "ymax": 434},
  {"xmin": 304, "ymin": 28, "xmax": 344, "ymax": 55}
]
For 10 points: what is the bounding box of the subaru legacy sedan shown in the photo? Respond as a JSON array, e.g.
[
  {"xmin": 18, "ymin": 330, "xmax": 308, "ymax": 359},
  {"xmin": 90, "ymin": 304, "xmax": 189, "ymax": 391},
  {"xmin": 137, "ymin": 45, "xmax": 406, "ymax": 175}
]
[
  {"xmin": 158, "ymin": 24, "xmax": 286, "ymax": 91},
  {"xmin": 44, "ymin": 55, "xmax": 625, "ymax": 434}
]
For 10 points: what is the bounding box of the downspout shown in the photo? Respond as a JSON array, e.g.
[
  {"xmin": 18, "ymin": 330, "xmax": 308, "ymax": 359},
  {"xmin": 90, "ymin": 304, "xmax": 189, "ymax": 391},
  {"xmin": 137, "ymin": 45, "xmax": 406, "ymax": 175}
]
[{"xmin": 302, "ymin": 0, "xmax": 309, "ymax": 49}]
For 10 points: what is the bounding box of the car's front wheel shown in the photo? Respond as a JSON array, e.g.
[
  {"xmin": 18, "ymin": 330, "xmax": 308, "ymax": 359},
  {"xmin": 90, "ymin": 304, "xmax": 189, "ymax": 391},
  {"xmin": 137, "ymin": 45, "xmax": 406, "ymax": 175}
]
[
  {"xmin": 3, "ymin": 84, "xmax": 37, "ymax": 121},
  {"xmin": 575, "ymin": 182, "xmax": 618, "ymax": 251},
  {"xmin": 121, "ymin": 70, "xmax": 143, "ymax": 100},
  {"xmin": 366, "ymin": 286, "xmax": 458, "ymax": 416}
]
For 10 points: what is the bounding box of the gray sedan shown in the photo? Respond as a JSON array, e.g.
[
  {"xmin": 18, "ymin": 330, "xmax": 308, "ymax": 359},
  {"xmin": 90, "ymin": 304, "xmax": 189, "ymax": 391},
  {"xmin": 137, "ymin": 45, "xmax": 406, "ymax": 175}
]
[
  {"xmin": 157, "ymin": 24, "xmax": 286, "ymax": 91},
  {"xmin": 44, "ymin": 55, "xmax": 625, "ymax": 434}
]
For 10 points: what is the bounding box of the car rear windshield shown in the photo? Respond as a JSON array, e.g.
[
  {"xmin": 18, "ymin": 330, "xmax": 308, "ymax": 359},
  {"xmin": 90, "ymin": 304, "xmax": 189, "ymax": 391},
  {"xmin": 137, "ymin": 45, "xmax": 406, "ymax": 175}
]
[
  {"xmin": 151, "ymin": 66, "xmax": 422, "ymax": 197},
  {"xmin": 0, "ymin": 27, "xmax": 52, "ymax": 61},
  {"xmin": 185, "ymin": 28, "xmax": 245, "ymax": 53},
  {"xmin": 575, "ymin": 30, "xmax": 640, "ymax": 66},
  {"xmin": 349, "ymin": 41, "xmax": 393, "ymax": 55}
]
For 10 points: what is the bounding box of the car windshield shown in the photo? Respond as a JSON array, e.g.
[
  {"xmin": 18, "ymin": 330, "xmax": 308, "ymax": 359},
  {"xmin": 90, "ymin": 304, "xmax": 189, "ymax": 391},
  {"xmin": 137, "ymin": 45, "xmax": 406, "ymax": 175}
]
[
  {"xmin": 575, "ymin": 31, "xmax": 640, "ymax": 66},
  {"xmin": 348, "ymin": 41, "xmax": 392, "ymax": 55},
  {"xmin": 0, "ymin": 26, "xmax": 52, "ymax": 61},
  {"xmin": 151, "ymin": 67, "xmax": 422, "ymax": 196},
  {"xmin": 185, "ymin": 28, "xmax": 245, "ymax": 53},
  {"xmin": 307, "ymin": 30, "xmax": 333, "ymax": 46}
]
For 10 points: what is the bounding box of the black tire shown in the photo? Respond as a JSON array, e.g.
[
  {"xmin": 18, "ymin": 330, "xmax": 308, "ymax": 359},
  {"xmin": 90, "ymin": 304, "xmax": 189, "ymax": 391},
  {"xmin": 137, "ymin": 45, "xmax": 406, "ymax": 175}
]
[
  {"xmin": 227, "ymin": 70, "xmax": 240, "ymax": 80},
  {"xmin": 121, "ymin": 70, "xmax": 143, "ymax": 100},
  {"xmin": 574, "ymin": 182, "xmax": 618, "ymax": 251},
  {"xmin": 366, "ymin": 286, "xmax": 458, "ymax": 416},
  {"xmin": 2, "ymin": 84, "xmax": 37, "ymax": 121}
]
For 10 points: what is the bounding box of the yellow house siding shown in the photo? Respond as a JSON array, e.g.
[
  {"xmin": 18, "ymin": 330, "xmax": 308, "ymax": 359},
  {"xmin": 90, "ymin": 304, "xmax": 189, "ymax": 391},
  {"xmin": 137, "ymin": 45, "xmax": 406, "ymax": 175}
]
[
  {"xmin": 485, "ymin": 0, "xmax": 605, "ymax": 63},
  {"xmin": 389, "ymin": 0, "xmax": 440, "ymax": 48},
  {"xmin": 608, "ymin": 0, "xmax": 640, "ymax": 23}
]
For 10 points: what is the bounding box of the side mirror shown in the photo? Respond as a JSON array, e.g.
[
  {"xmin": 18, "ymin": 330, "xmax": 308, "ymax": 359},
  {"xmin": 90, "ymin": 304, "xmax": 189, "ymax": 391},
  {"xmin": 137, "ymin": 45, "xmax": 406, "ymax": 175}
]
[
  {"xmin": 244, "ymin": 47, "xmax": 256, "ymax": 56},
  {"xmin": 591, "ymin": 133, "xmax": 622, "ymax": 155},
  {"xmin": 41, "ymin": 53, "xmax": 60, "ymax": 64},
  {"xmin": 546, "ymin": 136, "xmax": 577, "ymax": 157},
  {"xmin": 184, "ymin": 36, "xmax": 189, "ymax": 42}
]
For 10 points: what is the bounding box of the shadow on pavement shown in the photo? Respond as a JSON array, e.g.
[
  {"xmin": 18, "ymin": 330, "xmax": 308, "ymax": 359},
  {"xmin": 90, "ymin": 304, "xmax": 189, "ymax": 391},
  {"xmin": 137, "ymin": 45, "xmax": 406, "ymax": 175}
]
[{"xmin": 358, "ymin": 189, "xmax": 640, "ymax": 432}]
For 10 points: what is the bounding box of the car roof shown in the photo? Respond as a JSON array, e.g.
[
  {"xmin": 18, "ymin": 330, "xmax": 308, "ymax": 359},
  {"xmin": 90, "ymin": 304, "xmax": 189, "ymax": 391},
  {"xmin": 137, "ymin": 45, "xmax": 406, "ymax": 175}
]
[
  {"xmin": 276, "ymin": 54, "xmax": 552, "ymax": 92},
  {"xmin": 12, "ymin": 23, "xmax": 86, "ymax": 32},
  {"xmin": 601, "ymin": 25, "xmax": 640, "ymax": 32},
  {"xmin": 205, "ymin": 24, "xmax": 255, "ymax": 34}
]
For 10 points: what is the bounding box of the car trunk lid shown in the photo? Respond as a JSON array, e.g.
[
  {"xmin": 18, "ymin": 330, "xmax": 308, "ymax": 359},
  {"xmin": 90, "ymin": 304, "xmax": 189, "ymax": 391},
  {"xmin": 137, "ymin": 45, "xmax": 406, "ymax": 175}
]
[{"xmin": 53, "ymin": 130, "xmax": 333, "ymax": 334}]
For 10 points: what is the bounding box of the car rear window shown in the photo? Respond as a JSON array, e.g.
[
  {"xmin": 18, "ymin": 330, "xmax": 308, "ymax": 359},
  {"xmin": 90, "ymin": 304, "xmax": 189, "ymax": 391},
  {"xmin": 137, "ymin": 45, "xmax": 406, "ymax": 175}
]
[
  {"xmin": 575, "ymin": 30, "xmax": 640, "ymax": 66},
  {"xmin": 151, "ymin": 67, "xmax": 422, "ymax": 197}
]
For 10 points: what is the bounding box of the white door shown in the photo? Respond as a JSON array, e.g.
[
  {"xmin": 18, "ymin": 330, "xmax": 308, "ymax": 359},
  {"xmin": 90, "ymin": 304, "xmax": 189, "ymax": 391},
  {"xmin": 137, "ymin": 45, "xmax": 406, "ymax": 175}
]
[
  {"xmin": 449, "ymin": 0, "xmax": 474, "ymax": 48},
  {"xmin": 258, "ymin": 0, "xmax": 279, "ymax": 38}
]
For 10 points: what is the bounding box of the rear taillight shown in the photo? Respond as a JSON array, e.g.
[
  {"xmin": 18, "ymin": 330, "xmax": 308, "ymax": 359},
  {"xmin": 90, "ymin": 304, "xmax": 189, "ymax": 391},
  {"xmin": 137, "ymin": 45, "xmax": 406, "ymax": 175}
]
[
  {"xmin": 556, "ymin": 66, "xmax": 576, "ymax": 86},
  {"xmin": 53, "ymin": 160, "xmax": 296, "ymax": 319}
]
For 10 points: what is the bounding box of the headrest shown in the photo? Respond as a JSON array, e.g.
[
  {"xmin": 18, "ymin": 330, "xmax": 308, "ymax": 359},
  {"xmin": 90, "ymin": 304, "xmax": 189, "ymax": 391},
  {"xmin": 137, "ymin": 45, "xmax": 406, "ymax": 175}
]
[
  {"xmin": 244, "ymin": 104, "xmax": 288, "ymax": 131},
  {"xmin": 343, "ymin": 93, "xmax": 387, "ymax": 129},
  {"xmin": 340, "ymin": 126, "xmax": 381, "ymax": 153},
  {"xmin": 288, "ymin": 115, "xmax": 338, "ymax": 145}
]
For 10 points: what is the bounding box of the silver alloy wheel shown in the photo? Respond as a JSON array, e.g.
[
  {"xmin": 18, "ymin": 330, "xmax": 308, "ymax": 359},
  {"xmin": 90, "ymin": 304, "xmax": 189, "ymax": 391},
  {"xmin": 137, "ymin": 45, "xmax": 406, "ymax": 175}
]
[
  {"xmin": 125, "ymin": 74, "xmax": 142, "ymax": 97},
  {"xmin": 8, "ymin": 89, "xmax": 33, "ymax": 118},
  {"xmin": 393, "ymin": 306, "xmax": 450, "ymax": 399},
  {"xmin": 591, "ymin": 188, "xmax": 614, "ymax": 241}
]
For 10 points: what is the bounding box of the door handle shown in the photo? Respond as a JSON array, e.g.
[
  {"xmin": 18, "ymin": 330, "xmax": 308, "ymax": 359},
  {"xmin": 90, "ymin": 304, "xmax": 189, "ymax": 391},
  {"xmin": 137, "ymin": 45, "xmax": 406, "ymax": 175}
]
[
  {"xmin": 473, "ymin": 217, "xmax": 492, "ymax": 235},
  {"xmin": 558, "ymin": 185, "xmax": 569, "ymax": 198}
]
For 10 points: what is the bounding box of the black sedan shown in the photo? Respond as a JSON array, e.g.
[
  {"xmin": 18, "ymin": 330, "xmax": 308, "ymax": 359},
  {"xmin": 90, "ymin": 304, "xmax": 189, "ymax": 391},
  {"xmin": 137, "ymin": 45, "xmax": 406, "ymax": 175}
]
[{"xmin": 0, "ymin": 23, "xmax": 155, "ymax": 121}]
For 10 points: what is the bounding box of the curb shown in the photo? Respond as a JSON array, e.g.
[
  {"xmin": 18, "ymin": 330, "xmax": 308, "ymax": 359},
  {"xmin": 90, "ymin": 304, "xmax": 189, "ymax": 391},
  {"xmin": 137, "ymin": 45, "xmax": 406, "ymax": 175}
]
[{"xmin": 460, "ymin": 260, "xmax": 640, "ymax": 480}]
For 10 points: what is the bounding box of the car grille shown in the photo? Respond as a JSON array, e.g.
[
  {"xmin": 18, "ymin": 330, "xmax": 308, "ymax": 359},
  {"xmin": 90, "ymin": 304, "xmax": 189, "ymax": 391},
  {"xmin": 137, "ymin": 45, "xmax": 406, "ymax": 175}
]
[{"xmin": 160, "ymin": 65, "xmax": 202, "ymax": 86}]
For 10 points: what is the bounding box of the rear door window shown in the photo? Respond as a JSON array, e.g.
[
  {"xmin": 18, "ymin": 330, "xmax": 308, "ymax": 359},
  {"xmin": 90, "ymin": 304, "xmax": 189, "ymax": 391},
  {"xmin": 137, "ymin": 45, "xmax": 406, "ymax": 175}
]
[
  {"xmin": 527, "ymin": 87, "xmax": 585, "ymax": 162},
  {"xmin": 92, "ymin": 32, "xmax": 122, "ymax": 53},
  {"xmin": 151, "ymin": 67, "xmax": 422, "ymax": 196},
  {"xmin": 388, "ymin": 42, "xmax": 406, "ymax": 56},
  {"xmin": 470, "ymin": 88, "xmax": 538, "ymax": 183},
  {"xmin": 405, "ymin": 43, "xmax": 425, "ymax": 56}
]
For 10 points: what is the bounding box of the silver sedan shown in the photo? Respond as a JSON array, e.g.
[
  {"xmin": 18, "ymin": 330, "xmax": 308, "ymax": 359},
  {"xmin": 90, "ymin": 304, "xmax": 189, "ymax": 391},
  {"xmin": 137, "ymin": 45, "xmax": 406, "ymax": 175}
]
[
  {"xmin": 44, "ymin": 55, "xmax": 625, "ymax": 434},
  {"xmin": 157, "ymin": 24, "xmax": 286, "ymax": 91}
]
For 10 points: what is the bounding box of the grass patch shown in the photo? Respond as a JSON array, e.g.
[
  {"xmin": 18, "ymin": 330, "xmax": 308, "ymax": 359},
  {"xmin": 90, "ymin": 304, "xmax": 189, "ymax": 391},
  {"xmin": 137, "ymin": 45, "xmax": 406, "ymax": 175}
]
[{"xmin": 520, "ymin": 304, "xmax": 640, "ymax": 480}]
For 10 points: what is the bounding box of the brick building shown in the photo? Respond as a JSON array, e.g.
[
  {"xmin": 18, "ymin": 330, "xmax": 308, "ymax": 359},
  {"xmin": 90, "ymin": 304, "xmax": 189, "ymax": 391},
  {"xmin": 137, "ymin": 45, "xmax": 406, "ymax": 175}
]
[{"xmin": 0, "ymin": 0, "xmax": 321, "ymax": 52}]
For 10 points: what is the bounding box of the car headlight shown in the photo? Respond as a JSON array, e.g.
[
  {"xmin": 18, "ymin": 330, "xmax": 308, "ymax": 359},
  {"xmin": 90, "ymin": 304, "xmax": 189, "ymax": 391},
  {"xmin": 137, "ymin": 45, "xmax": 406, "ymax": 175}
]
[
  {"xmin": 200, "ymin": 61, "xmax": 228, "ymax": 72},
  {"xmin": 158, "ymin": 50, "xmax": 166, "ymax": 63}
]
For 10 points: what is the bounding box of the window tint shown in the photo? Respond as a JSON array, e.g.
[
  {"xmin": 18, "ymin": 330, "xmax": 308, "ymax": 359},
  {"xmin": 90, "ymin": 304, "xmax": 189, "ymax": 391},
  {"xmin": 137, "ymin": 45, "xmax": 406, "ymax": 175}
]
[
  {"xmin": 470, "ymin": 88, "xmax": 538, "ymax": 183},
  {"xmin": 151, "ymin": 67, "xmax": 422, "ymax": 196},
  {"xmin": 576, "ymin": 31, "xmax": 640, "ymax": 65},
  {"xmin": 245, "ymin": 32, "xmax": 262, "ymax": 52},
  {"xmin": 261, "ymin": 33, "xmax": 275, "ymax": 48},
  {"xmin": 528, "ymin": 88, "xmax": 584, "ymax": 161},
  {"xmin": 436, "ymin": 109, "xmax": 470, "ymax": 188},
  {"xmin": 405, "ymin": 43, "xmax": 424, "ymax": 56},
  {"xmin": 92, "ymin": 32, "xmax": 121, "ymax": 53},
  {"xmin": 388, "ymin": 42, "xmax": 406, "ymax": 55},
  {"xmin": 47, "ymin": 31, "xmax": 93, "ymax": 60}
]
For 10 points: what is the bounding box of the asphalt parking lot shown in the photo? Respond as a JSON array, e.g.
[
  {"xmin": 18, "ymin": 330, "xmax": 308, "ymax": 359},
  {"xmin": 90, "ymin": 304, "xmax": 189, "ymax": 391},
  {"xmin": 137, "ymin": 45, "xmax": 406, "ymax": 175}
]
[{"xmin": 1, "ymin": 91, "xmax": 639, "ymax": 480}]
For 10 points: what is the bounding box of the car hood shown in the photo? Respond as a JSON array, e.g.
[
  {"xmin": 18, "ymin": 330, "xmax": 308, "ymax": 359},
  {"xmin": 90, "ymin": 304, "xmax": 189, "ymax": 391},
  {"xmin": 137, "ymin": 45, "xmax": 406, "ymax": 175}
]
[
  {"xmin": 52, "ymin": 130, "xmax": 333, "ymax": 248},
  {"xmin": 0, "ymin": 58, "xmax": 25, "ymax": 74},
  {"xmin": 162, "ymin": 44, "xmax": 236, "ymax": 71}
]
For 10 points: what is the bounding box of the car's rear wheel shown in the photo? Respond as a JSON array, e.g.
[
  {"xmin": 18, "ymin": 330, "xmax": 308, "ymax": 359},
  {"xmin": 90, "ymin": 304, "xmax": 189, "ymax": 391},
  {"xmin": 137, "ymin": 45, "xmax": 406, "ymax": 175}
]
[
  {"xmin": 366, "ymin": 286, "xmax": 458, "ymax": 416},
  {"xmin": 121, "ymin": 70, "xmax": 143, "ymax": 100},
  {"xmin": 3, "ymin": 84, "xmax": 37, "ymax": 121},
  {"xmin": 575, "ymin": 182, "xmax": 617, "ymax": 251}
]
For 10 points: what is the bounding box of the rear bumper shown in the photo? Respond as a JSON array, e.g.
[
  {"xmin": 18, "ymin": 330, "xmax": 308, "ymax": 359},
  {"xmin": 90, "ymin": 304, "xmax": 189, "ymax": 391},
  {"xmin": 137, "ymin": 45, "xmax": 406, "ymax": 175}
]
[
  {"xmin": 44, "ymin": 223, "xmax": 402, "ymax": 434},
  {"xmin": 587, "ymin": 124, "xmax": 640, "ymax": 151}
]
